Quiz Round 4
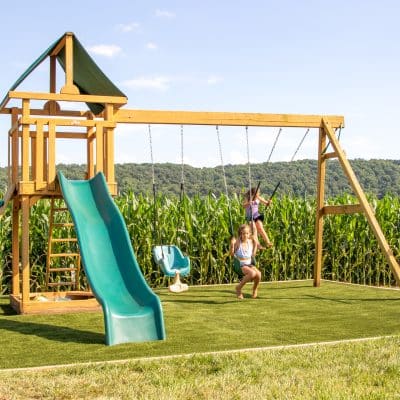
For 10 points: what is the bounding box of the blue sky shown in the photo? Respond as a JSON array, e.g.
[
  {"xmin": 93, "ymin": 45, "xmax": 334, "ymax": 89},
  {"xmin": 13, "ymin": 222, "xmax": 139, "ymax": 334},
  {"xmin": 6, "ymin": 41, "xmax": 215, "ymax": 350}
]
[{"xmin": 0, "ymin": 1, "xmax": 399, "ymax": 167}]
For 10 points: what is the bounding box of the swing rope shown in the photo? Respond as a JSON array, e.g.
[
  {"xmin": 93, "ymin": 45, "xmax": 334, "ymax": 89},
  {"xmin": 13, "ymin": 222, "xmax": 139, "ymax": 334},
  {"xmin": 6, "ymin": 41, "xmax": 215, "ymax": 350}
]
[
  {"xmin": 216, "ymin": 125, "xmax": 234, "ymax": 237},
  {"xmin": 148, "ymin": 124, "xmax": 160, "ymax": 246},
  {"xmin": 177, "ymin": 125, "xmax": 188, "ymax": 247},
  {"xmin": 290, "ymin": 128, "xmax": 310, "ymax": 162}
]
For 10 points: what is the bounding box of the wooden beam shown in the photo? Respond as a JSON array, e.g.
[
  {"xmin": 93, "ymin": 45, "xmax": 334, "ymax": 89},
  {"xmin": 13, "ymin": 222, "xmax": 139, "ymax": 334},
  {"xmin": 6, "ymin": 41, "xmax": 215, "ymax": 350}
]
[
  {"xmin": 322, "ymin": 117, "xmax": 400, "ymax": 286},
  {"xmin": 11, "ymin": 198, "xmax": 20, "ymax": 296},
  {"xmin": 314, "ymin": 127, "xmax": 327, "ymax": 287},
  {"xmin": 115, "ymin": 109, "xmax": 345, "ymax": 128},
  {"xmin": 322, "ymin": 204, "xmax": 363, "ymax": 215},
  {"xmin": 60, "ymin": 33, "xmax": 79, "ymax": 95},
  {"xmin": 8, "ymin": 91, "xmax": 127, "ymax": 105},
  {"xmin": 21, "ymin": 196, "xmax": 30, "ymax": 305},
  {"xmin": 47, "ymin": 122, "xmax": 56, "ymax": 190},
  {"xmin": 21, "ymin": 117, "xmax": 115, "ymax": 128}
]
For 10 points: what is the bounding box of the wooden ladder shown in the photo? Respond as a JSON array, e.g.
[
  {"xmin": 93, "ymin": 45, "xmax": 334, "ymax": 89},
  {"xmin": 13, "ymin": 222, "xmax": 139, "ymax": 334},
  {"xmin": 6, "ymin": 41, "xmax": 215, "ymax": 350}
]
[{"xmin": 46, "ymin": 198, "xmax": 81, "ymax": 289}]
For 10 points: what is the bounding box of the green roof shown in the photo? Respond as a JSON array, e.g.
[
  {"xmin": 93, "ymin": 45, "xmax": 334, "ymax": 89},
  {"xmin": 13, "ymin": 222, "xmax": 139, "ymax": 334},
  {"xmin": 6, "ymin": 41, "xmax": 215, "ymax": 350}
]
[{"xmin": 0, "ymin": 32, "xmax": 126, "ymax": 114}]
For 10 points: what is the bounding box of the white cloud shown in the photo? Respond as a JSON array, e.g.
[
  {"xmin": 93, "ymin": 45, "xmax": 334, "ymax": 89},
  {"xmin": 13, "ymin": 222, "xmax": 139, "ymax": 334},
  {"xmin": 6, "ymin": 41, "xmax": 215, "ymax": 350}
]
[
  {"xmin": 155, "ymin": 9, "xmax": 176, "ymax": 18},
  {"xmin": 88, "ymin": 44, "xmax": 122, "ymax": 57},
  {"xmin": 207, "ymin": 75, "xmax": 222, "ymax": 85},
  {"xmin": 146, "ymin": 42, "xmax": 158, "ymax": 50},
  {"xmin": 123, "ymin": 76, "xmax": 171, "ymax": 91},
  {"xmin": 116, "ymin": 22, "xmax": 140, "ymax": 32}
]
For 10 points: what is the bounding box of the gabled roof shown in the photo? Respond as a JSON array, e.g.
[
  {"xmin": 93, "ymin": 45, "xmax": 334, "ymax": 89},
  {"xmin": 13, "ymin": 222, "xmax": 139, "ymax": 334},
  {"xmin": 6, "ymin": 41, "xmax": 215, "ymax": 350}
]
[{"xmin": 0, "ymin": 32, "xmax": 126, "ymax": 114}]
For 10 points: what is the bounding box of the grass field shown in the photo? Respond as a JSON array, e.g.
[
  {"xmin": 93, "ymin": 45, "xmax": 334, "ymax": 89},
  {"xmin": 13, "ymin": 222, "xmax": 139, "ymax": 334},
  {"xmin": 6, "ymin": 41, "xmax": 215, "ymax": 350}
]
[
  {"xmin": 1, "ymin": 280, "xmax": 400, "ymax": 371},
  {"xmin": 1, "ymin": 337, "xmax": 400, "ymax": 399}
]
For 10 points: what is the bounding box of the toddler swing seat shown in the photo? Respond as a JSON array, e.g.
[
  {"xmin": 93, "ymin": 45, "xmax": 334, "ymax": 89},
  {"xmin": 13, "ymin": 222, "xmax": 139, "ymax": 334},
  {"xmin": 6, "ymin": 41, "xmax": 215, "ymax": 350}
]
[{"xmin": 152, "ymin": 245, "xmax": 190, "ymax": 293}]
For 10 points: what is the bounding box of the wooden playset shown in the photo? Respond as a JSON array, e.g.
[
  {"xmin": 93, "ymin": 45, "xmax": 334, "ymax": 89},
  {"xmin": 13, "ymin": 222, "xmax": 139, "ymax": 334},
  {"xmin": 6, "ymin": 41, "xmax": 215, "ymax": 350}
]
[{"xmin": 0, "ymin": 32, "xmax": 399, "ymax": 314}]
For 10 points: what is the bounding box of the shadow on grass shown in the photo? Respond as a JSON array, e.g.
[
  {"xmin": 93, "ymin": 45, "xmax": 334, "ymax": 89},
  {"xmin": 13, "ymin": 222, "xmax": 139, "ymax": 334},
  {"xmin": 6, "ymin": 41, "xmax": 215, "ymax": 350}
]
[
  {"xmin": 0, "ymin": 303, "xmax": 17, "ymax": 315},
  {"xmin": 0, "ymin": 319, "xmax": 104, "ymax": 344}
]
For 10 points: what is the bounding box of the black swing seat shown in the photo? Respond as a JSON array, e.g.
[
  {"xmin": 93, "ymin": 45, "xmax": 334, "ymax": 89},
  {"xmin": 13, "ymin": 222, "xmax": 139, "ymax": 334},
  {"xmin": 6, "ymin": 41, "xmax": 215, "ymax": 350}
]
[
  {"xmin": 233, "ymin": 256, "xmax": 257, "ymax": 277},
  {"xmin": 152, "ymin": 245, "xmax": 190, "ymax": 278}
]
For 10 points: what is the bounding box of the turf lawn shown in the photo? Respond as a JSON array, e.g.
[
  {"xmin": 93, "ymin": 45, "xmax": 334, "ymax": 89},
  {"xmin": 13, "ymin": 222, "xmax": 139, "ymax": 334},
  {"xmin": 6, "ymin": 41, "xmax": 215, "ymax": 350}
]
[{"xmin": 1, "ymin": 280, "xmax": 400, "ymax": 370}]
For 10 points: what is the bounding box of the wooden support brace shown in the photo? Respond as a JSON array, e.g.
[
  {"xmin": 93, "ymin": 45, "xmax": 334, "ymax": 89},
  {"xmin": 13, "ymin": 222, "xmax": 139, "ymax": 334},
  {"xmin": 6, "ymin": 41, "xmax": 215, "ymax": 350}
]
[{"xmin": 322, "ymin": 118, "xmax": 400, "ymax": 286}]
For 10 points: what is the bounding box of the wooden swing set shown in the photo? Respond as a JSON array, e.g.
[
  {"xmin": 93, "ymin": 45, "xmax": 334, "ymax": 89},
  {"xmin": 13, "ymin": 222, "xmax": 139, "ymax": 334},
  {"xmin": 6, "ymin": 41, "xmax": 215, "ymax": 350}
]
[{"xmin": 0, "ymin": 32, "xmax": 399, "ymax": 314}]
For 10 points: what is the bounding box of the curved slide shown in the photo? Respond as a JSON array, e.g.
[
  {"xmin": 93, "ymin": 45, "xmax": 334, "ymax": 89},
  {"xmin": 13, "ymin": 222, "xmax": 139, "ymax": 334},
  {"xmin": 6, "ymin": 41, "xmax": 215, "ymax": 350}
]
[{"xmin": 58, "ymin": 171, "xmax": 166, "ymax": 346}]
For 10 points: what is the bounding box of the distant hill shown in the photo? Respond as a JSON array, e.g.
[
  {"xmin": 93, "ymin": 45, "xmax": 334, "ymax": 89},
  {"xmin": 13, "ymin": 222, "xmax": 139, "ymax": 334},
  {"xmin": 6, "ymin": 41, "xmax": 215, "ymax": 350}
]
[{"xmin": 1, "ymin": 159, "xmax": 399, "ymax": 198}]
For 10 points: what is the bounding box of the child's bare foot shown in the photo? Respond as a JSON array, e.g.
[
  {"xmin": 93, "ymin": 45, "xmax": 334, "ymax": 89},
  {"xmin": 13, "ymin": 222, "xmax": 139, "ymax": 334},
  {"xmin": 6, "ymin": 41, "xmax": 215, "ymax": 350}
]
[
  {"xmin": 235, "ymin": 285, "xmax": 244, "ymax": 299},
  {"xmin": 252, "ymin": 289, "xmax": 258, "ymax": 299}
]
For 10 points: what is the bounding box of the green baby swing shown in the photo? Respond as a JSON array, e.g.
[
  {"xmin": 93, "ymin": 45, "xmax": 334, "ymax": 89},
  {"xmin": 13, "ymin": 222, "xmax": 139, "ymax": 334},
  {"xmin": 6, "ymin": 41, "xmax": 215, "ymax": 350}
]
[{"xmin": 148, "ymin": 125, "xmax": 191, "ymax": 293}]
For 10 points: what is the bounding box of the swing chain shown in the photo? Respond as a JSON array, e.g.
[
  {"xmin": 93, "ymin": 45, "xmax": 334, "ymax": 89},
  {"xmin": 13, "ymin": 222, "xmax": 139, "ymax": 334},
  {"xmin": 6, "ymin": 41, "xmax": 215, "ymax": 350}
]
[
  {"xmin": 216, "ymin": 125, "xmax": 234, "ymax": 237},
  {"xmin": 290, "ymin": 128, "xmax": 310, "ymax": 162}
]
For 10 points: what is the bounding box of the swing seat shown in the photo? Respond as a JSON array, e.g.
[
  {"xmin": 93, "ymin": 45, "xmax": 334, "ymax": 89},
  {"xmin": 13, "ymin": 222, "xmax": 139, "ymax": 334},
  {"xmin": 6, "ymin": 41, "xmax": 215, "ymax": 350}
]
[
  {"xmin": 233, "ymin": 256, "xmax": 256, "ymax": 278},
  {"xmin": 152, "ymin": 245, "xmax": 190, "ymax": 278}
]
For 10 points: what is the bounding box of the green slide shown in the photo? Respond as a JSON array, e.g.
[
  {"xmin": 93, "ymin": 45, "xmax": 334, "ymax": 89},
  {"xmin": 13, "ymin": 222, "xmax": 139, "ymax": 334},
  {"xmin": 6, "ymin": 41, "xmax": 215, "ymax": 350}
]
[{"xmin": 58, "ymin": 171, "xmax": 166, "ymax": 346}]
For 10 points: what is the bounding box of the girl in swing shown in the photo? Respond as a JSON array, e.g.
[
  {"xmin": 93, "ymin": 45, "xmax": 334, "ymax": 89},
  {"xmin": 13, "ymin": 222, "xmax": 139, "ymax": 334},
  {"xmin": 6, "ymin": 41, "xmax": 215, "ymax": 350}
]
[
  {"xmin": 243, "ymin": 186, "xmax": 273, "ymax": 249},
  {"xmin": 230, "ymin": 224, "xmax": 261, "ymax": 299}
]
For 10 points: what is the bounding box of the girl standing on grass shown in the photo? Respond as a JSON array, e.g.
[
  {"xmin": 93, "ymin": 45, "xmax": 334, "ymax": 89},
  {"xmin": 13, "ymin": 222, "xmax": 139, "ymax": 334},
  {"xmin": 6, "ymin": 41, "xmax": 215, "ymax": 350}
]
[
  {"xmin": 243, "ymin": 186, "xmax": 273, "ymax": 249},
  {"xmin": 230, "ymin": 224, "xmax": 261, "ymax": 299}
]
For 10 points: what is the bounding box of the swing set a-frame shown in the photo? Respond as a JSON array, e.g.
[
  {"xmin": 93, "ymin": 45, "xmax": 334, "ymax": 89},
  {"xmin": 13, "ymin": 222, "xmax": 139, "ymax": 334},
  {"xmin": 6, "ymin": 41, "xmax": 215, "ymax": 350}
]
[{"xmin": 0, "ymin": 32, "xmax": 399, "ymax": 315}]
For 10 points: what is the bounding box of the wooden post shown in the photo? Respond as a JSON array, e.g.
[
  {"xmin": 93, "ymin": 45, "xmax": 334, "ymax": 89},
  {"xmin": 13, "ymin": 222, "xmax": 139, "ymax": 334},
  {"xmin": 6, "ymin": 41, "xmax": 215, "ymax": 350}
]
[
  {"xmin": 104, "ymin": 104, "xmax": 115, "ymax": 184},
  {"xmin": 48, "ymin": 121, "xmax": 56, "ymax": 189},
  {"xmin": 60, "ymin": 33, "xmax": 79, "ymax": 95},
  {"xmin": 11, "ymin": 199, "xmax": 20, "ymax": 296},
  {"xmin": 314, "ymin": 126, "xmax": 327, "ymax": 287},
  {"xmin": 35, "ymin": 121, "xmax": 45, "ymax": 190},
  {"xmin": 87, "ymin": 118, "xmax": 95, "ymax": 179},
  {"xmin": 21, "ymin": 100, "xmax": 30, "ymax": 182},
  {"xmin": 95, "ymin": 122, "xmax": 104, "ymax": 173},
  {"xmin": 21, "ymin": 196, "xmax": 30, "ymax": 305}
]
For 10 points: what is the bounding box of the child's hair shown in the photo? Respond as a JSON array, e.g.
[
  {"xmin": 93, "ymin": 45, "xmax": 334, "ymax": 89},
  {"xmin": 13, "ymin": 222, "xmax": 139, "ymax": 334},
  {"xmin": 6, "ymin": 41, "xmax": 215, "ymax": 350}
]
[
  {"xmin": 234, "ymin": 224, "xmax": 257, "ymax": 252},
  {"xmin": 244, "ymin": 187, "xmax": 259, "ymax": 201}
]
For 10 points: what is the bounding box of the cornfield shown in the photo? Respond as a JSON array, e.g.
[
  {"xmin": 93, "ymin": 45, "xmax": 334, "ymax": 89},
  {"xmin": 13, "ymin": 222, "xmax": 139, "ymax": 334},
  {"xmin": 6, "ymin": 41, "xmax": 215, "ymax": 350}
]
[{"xmin": 1, "ymin": 193, "xmax": 399, "ymax": 294}]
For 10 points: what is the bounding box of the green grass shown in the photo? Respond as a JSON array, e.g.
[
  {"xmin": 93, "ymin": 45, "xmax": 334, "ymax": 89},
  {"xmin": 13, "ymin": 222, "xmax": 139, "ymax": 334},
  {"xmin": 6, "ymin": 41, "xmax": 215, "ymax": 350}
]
[
  {"xmin": 1, "ymin": 280, "xmax": 400, "ymax": 370},
  {"xmin": 1, "ymin": 337, "xmax": 400, "ymax": 399}
]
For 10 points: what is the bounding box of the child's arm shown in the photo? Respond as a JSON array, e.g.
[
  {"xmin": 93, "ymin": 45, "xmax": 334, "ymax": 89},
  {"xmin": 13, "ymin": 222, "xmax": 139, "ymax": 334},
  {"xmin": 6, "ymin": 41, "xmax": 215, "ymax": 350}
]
[
  {"xmin": 229, "ymin": 237, "xmax": 236, "ymax": 256},
  {"xmin": 258, "ymin": 195, "xmax": 272, "ymax": 207}
]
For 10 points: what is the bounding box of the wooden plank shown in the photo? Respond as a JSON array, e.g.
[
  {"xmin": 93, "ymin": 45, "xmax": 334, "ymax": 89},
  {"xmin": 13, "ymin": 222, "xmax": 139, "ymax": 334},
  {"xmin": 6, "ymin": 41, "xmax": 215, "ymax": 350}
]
[
  {"xmin": 104, "ymin": 104, "xmax": 115, "ymax": 183},
  {"xmin": 49, "ymin": 35, "xmax": 66, "ymax": 56},
  {"xmin": 25, "ymin": 131, "xmax": 87, "ymax": 139},
  {"xmin": 313, "ymin": 127, "xmax": 327, "ymax": 287},
  {"xmin": 1, "ymin": 107, "xmax": 93, "ymax": 118},
  {"xmin": 322, "ymin": 204, "xmax": 363, "ymax": 215},
  {"xmin": 22, "ymin": 116, "xmax": 115, "ymax": 128},
  {"xmin": 48, "ymin": 121, "xmax": 56, "ymax": 190},
  {"xmin": 9, "ymin": 91, "xmax": 127, "ymax": 105},
  {"xmin": 115, "ymin": 109, "xmax": 345, "ymax": 129},
  {"xmin": 21, "ymin": 196, "xmax": 30, "ymax": 305},
  {"xmin": 87, "ymin": 118, "xmax": 95, "ymax": 178},
  {"xmin": 21, "ymin": 100, "xmax": 30, "ymax": 182},
  {"xmin": 322, "ymin": 151, "xmax": 338, "ymax": 160},
  {"xmin": 322, "ymin": 118, "xmax": 400, "ymax": 285},
  {"xmin": 11, "ymin": 199, "xmax": 20, "ymax": 296},
  {"xmin": 95, "ymin": 122, "xmax": 104, "ymax": 173},
  {"xmin": 35, "ymin": 121, "xmax": 45, "ymax": 190},
  {"xmin": 60, "ymin": 33, "xmax": 79, "ymax": 95},
  {"xmin": 0, "ymin": 183, "xmax": 16, "ymax": 215}
]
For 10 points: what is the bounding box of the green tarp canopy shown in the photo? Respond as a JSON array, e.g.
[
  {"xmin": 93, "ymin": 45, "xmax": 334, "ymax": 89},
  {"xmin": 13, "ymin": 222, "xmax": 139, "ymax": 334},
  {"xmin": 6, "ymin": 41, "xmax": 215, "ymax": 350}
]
[{"xmin": 0, "ymin": 32, "xmax": 126, "ymax": 114}]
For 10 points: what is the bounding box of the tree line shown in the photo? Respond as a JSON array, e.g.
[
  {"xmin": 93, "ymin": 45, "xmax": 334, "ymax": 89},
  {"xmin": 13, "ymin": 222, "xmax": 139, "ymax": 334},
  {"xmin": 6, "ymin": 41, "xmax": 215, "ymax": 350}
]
[{"xmin": 0, "ymin": 158, "xmax": 399, "ymax": 199}]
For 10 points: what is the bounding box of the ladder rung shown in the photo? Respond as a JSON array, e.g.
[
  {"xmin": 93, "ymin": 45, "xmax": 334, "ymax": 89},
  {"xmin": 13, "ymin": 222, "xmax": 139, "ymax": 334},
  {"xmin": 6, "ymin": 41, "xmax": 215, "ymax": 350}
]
[
  {"xmin": 53, "ymin": 207, "xmax": 69, "ymax": 212},
  {"xmin": 51, "ymin": 238, "xmax": 78, "ymax": 243},
  {"xmin": 52, "ymin": 223, "xmax": 74, "ymax": 227},
  {"xmin": 49, "ymin": 267, "xmax": 78, "ymax": 272},
  {"xmin": 50, "ymin": 253, "xmax": 80, "ymax": 258},
  {"xmin": 48, "ymin": 282, "xmax": 76, "ymax": 287}
]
